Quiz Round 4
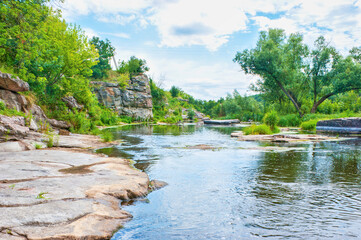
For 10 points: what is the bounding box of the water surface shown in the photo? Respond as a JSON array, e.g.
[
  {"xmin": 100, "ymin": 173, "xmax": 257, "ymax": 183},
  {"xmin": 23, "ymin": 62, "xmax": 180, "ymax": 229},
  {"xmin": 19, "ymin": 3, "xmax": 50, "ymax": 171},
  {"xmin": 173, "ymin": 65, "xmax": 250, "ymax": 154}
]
[{"xmin": 97, "ymin": 125, "xmax": 361, "ymax": 240}]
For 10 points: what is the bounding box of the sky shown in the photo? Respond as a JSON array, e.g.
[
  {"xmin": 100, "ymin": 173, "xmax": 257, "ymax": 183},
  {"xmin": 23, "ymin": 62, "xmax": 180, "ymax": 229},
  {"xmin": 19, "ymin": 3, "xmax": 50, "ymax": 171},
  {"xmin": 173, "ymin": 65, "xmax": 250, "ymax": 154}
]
[{"xmin": 57, "ymin": 0, "xmax": 361, "ymax": 100}]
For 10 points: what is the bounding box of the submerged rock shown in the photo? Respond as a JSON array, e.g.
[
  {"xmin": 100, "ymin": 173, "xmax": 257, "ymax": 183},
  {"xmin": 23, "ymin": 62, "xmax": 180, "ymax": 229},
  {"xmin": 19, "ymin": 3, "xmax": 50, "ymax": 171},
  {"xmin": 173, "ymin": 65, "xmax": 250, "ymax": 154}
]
[
  {"xmin": 186, "ymin": 144, "xmax": 217, "ymax": 150},
  {"xmin": 149, "ymin": 180, "xmax": 168, "ymax": 191}
]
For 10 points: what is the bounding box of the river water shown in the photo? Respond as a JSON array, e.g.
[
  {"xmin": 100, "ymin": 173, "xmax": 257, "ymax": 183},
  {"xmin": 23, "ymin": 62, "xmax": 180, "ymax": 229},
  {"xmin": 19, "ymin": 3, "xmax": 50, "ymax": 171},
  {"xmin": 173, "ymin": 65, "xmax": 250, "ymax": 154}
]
[{"xmin": 97, "ymin": 124, "xmax": 361, "ymax": 240}]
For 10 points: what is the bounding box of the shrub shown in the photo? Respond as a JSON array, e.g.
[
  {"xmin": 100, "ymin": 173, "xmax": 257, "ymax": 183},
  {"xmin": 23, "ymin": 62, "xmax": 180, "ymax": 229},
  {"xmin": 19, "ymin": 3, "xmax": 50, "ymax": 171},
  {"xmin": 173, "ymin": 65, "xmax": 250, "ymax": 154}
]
[
  {"xmin": 100, "ymin": 131, "xmax": 114, "ymax": 142},
  {"xmin": 187, "ymin": 109, "xmax": 195, "ymax": 120},
  {"xmin": 263, "ymin": 110, "xmax": 279, "ymax": 130},
  {"xmin": 278, "ymin": 114, "xmax": 301, "ymax": 127},
  {"xmin": 46, "ymin": 132, "xmax": 54, "ymax": 148},
  {"xmin": 0, "ymin": 101, "xmax": 5, "ymax": 110},
  {"xmin": 243, "ymin": 124, "xmax": 273, "ymax": 135},
  {"xmin": 300, "ymin": 119, "xmax": 318, "ymax": 131},
  {"xmin": 34, "ymin": 143, "xmax": 42, "ymax": 149}
]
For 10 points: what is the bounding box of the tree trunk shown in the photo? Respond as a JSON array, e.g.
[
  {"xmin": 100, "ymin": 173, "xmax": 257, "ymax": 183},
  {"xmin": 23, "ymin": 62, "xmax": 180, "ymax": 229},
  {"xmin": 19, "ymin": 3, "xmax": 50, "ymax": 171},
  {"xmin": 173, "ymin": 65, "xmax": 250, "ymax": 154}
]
[
  {"xmin": 275, "ymin": 80, "xmax": 304, "ymax": 117},
  {"xmin": 310, "ymin": 88, "xmax": 361, "ymax": 113}
]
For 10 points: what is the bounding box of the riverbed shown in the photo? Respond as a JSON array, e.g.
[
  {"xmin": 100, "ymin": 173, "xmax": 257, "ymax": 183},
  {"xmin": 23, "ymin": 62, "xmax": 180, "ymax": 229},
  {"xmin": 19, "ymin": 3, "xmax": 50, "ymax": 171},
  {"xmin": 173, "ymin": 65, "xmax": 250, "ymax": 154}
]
[{"xmin": 97, "ymin": 124, "xmax": 361, "ymax": 240}]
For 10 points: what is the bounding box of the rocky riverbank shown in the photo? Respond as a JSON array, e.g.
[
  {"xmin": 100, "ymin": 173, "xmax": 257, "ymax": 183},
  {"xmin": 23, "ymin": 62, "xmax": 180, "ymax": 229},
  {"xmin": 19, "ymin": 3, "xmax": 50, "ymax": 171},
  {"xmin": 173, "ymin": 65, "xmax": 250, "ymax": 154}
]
[{"xmin": 0, "ymin": 134, "xmax": 167, "ymax": 240}]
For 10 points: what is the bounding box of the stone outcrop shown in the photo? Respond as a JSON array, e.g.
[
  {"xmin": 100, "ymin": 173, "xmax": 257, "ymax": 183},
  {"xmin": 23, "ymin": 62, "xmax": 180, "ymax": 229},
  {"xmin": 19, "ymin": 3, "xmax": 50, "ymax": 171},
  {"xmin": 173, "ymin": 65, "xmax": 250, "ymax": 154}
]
[
  {"xmin": 0, "ymin": 90, "xmax": 28, "ymax": 113},
  {"xmin": 92, "ymin": 74, "xmax": 153, "ymax": 120},
  {"xmin": 317, "ymin": 118, "xmax": 361, "ymax": 133},
  {"xmin": 0, "ymin": 72, "xmax": 29, "ymax": 92},
  {"xmin": 62, "ymin": 96, "xmax": 83, "ymax": 110},
  {"xmin": 0, "ymin": 71, "xmax": 70, "ymax": 133},
  {"xmin": 0, "ymin": 115, "xmax": 30, "ymax": 137}
]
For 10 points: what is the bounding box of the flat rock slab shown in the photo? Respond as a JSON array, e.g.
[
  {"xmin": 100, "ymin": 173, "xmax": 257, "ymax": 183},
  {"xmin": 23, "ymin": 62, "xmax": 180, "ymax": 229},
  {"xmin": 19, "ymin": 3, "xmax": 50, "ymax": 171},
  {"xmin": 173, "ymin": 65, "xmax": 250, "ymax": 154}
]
[
  {"xmin": 0, "ymin": 149, "xmax": 149, "ymax": 239},
  {"xmin": 317, "ymin": 118, "xmax": 361, "ymax": 133},
  {"xmin": 204, "ymin": 119, "xmax": 240, "ymax": 125}
]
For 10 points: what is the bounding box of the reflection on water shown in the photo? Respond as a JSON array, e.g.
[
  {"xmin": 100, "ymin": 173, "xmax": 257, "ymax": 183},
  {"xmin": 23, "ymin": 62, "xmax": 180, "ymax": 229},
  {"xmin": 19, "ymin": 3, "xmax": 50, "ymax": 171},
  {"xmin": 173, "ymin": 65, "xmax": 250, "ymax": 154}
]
[{"xmin": 99, "ymin": 125, "xmax": 361, "ymax": 240}]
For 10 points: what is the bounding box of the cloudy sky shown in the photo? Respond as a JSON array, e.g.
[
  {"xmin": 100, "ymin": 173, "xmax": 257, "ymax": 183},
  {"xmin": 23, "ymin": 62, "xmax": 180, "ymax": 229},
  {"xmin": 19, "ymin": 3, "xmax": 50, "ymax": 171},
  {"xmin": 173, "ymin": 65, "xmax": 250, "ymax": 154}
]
[{"xmin": 58, "ymin": 0, "xmax": 361, "ymax": 100}]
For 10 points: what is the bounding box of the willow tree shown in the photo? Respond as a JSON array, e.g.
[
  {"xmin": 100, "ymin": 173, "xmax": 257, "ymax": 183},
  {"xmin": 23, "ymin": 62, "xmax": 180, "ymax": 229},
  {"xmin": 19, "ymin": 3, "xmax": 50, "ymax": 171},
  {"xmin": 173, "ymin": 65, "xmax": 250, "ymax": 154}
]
[
  {"xmin": 233, "ymin": 29, "xmax": 308, "ymax": 117},
  {"xmin": 234, "ymin": 29, "xmax": 361, "ymax": 116}
]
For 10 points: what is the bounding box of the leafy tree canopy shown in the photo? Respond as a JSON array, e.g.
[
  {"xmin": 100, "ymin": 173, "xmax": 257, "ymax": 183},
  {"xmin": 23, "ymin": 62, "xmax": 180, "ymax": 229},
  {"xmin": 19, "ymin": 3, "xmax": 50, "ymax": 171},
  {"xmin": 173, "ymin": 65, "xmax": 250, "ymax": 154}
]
[
  {"xmin": 234, "ymin": 28, "xmax": 361, "ymax": 116},
  {"xmin": 90, "ymin": 37, "xmax": 115, "ymax": 79}
]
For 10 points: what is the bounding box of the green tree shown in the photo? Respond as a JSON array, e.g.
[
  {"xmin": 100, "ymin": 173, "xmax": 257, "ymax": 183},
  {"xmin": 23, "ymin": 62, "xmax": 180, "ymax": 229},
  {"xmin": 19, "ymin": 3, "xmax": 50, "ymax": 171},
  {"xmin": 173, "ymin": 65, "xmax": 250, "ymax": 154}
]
[
  {"xmin": 234, "ymin": 29, "xmax": 361, "ymax": 116},
  {"xmin": 170, "ymin": 86, "xmax": 180, "ymax": 98},
  {"xmin": 117, "ymin": 56, "xmax": 149, "ymax": 78},
  {"xmin": 90, "ymin": 37, "xmax": 115, "ymax": 79}
]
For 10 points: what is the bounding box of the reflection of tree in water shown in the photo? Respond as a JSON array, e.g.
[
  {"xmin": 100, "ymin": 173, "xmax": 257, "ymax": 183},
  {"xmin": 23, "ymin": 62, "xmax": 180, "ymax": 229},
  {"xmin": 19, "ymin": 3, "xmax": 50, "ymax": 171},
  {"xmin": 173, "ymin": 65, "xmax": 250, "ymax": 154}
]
[
  {"xmin": 152, "ymin": 125, "xmax": 198, "ymax": 136},
  {"xmin": 329, "ymin": 150, "xmax": 361, "ymax": 183},
  {"xmin": 252, "ymin": 150, "xmax": 308, "ymax": 201}
]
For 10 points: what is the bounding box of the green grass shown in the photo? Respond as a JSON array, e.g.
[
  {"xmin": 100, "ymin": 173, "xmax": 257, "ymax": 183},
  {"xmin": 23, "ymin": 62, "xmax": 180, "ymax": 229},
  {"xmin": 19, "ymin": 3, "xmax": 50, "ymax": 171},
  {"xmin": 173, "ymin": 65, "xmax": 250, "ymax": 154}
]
[
  {"xmin": 243, "ymin": 124, "xmax": 273, "ymax": 135},
  {"xmin": 0, "ymin": 101, "xmax": 25, "ymax": 117},
  {"xmin": 34, "ymin": 143, "xmax": 42, "ymax": 149}
]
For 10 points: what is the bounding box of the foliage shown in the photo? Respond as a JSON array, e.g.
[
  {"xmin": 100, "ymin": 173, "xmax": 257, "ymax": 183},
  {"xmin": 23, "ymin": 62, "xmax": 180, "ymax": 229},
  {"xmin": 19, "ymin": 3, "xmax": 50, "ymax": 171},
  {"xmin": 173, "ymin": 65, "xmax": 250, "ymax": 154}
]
[
  {"xmin": 117, "ymin": 56, "xmax": 149, "ymax": 78},
  {"xmin": 278, "ymin": 114, "xmax": 301, "ymax": 127},
  {"xmin": 100, "ymin": 131, "xmax": 114, "ymax": 142},
  {"xmin": 90, "ymin": 37, "xmax": 115, "ymax": 79},
  {"xmin": 187, "ymin": 109, "xmax": 195, "ymax": 120},
  {"xmin": 233, "ymin": 29, "xmax": 361, "ymax": 117},
  {"xmin": 243, "ymin": 124, "xmax": 273, "ymax": 135},
  {"xmin": 170, "ymin": 86, "xmax": 181, "ymax": 98},
  {"xmin": 34, "ymin": 143, "xmax": 43, "ymax": 149},
  {"xmin": 300, "ymin": 119, "xmax": 318, "ymax": 131},
  {"xmin": 263, "ymin": 110, "xmax": 279, "ymax": 130}
]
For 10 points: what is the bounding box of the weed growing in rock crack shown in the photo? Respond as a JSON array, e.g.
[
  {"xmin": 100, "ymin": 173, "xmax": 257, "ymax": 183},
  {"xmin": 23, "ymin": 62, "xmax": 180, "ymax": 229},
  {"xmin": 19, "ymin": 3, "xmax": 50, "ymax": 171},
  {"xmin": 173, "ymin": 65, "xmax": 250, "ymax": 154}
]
[
  {"xmin": 34, "ymin": 143, "xmax": 42, "ymax": 149},
  {"xmin": 45, "ymin": 132, "xmax": 59, "ymax": 148},
  {"xmin": 4, "ymin": 129, "xmax": 10, "ymax": 142},
  {"xmin": 46, "ymin": 132, "xmax": 54, "ymax": 148},
  {"xmin": 9, "ymin": 184, "xmax": 15, "ymax": 189},
  {"xmin": 36, "ymin": 192, "xmax": 49, "ymax": 199}
]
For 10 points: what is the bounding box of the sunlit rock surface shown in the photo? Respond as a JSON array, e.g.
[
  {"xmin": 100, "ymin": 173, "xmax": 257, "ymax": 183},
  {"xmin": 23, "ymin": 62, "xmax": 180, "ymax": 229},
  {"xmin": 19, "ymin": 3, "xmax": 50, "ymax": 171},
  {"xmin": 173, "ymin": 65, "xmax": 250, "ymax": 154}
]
[{"xmin": 92, "ymin": 74, "xmax": 153, "ymax": 120}]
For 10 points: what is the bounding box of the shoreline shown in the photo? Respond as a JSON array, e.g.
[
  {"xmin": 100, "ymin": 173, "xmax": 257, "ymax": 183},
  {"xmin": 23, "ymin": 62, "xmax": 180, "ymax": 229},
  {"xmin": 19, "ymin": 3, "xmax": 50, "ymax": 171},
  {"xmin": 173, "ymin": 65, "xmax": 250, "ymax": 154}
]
[{"xmin": 0, "ymin": 133, "xmax": 164, "ymax": 240}]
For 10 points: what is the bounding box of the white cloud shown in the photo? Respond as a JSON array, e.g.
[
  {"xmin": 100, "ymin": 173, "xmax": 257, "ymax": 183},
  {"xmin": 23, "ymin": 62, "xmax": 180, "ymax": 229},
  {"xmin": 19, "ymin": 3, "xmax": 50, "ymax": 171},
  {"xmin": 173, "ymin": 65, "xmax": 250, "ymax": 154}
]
[
  {"xmin": 82, "ymin": 28, "xmax": 99, "ymax": 39},
  {"xmin": 149, "ymin": 0, "xmax": 249, "ymax": 51},
  {"xmin": 61, "ymin": 0, "xmax": 152, "ymax": 16},
  {"xmin": 103, "ymin": 32, "xmax": 131, "ymax": 39}
]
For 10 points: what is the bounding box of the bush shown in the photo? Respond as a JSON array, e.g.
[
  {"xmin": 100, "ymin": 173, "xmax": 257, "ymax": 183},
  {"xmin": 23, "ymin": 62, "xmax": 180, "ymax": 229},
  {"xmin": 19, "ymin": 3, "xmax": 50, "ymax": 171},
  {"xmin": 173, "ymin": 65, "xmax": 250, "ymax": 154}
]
[
  {"xmin": 300, "ymin": 120, "xmax": 318, "ymax": 131},
  {"xmin": 243, "ymin": 124, "xmax": 273, "ymax": 135},
  {"xmin": 0, "ymin": 101, "xmax": 5, "ymax": 111},
  {"xmin": 278, "ymin": 114, "xmax": 301, "ymax": 127},
  {"xmin": 187, "ymin": 109, "xmax": 195, "ymax": 120},
  {"xmin": 263, "ymin": 110, "xmax": 279, "ymax": 130}
]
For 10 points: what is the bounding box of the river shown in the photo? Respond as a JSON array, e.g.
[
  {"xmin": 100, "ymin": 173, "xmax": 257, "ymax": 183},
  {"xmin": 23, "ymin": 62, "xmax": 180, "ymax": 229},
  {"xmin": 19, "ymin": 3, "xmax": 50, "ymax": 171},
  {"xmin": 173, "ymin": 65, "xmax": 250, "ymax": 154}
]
[{"xmin": 97, "ymin": 124, "xmax": 361, "ymax": 240}]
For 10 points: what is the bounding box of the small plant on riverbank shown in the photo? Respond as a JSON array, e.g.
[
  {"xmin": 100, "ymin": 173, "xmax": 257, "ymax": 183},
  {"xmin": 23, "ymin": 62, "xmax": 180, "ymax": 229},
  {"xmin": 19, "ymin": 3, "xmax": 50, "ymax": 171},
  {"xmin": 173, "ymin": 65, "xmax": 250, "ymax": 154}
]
[
  {"xmin": 34, "ymin": 143, "xmax": 42, "ymax": 149},
  {"xmin": 36, "ymin": 192, "xmax": 49, "ymax": 199},
  {"xmin": 100, "ymin": 131, "xmax": 114, "ymax": 142},
  {"xmin": 263, "ymin": 110, "xmax": 279, "ymax": 130},
  {"xmin": 300, "ymin": 119, "xmax": 318, "ymax": 131}
]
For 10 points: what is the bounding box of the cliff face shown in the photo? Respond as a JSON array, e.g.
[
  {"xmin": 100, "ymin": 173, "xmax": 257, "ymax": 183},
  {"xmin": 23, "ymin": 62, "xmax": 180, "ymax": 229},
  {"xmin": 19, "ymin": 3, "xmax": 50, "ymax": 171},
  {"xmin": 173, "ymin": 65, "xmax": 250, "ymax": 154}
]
[{"xmin": 92, "ymin": 74, "xmax": 153, "ymax": 120}]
